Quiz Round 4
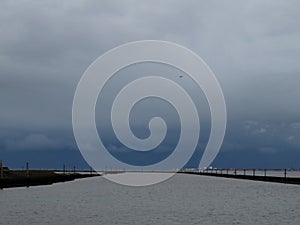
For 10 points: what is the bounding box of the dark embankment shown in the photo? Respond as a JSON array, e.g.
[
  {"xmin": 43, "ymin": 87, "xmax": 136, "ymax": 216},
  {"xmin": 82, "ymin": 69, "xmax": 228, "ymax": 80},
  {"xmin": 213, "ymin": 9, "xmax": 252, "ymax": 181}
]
[
  {"xmin": 0, "ymin": 170, "xmax": 100, "ymax": 189},
  {"xmin": 180, "ymin": 171, "xmax": 300, "ymax": 185}
]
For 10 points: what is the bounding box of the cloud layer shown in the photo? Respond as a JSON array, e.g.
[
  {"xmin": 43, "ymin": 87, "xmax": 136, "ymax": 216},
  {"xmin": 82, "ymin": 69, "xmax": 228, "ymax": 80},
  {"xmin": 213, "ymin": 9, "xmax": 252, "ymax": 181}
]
[{"xmin": 0, "ymin": 0, "xmax": 300, "ymax": 168}]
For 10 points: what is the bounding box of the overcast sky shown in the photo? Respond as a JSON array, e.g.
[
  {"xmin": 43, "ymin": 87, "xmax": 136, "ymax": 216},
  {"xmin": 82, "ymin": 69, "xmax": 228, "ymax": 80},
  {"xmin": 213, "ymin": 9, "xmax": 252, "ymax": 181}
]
[{"xmin": 1, "ymin": 0, "xmax": 300, "ymax": 169}]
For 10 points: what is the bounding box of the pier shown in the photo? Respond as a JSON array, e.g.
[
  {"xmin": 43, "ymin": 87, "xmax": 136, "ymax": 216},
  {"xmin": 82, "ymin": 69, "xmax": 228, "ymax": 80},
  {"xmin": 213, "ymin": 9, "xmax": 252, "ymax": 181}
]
[
  {"xmin": 0, "ymin": 161, "xmax": 100, "ymax": 189},
  {"xmin": 180, "ymin": 169, "xmax": 300, "ymax": 185},
  {"xmin": 1, "ymin": 159, "xmax": 300, "ymax": 188}
]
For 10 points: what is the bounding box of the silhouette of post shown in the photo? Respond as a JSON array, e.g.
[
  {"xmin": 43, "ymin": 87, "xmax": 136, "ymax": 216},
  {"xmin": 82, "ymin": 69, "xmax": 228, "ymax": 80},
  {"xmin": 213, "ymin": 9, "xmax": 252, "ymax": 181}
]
[
  {"xmin": 26, "ymin": 162, "xmax": 29, "ymax": 187},
  {"xmin": 63, "ymin": 164, "xmax": 66, "ymax": 175},
  {"xmin": 0, "ymin": 160, "xmax": 2, "ymax": 190},
  {"xmin": 26, "ymin": 162, "xmax": 29, "ymax": 179},
  {"xmin": 73, "ymin": 166, "xmax": 76, "ymax": 175},
  {"xmin": 284, "ymin": 169, "xmax": 287, "ymax": 184},
  {"xmin": 0, "ymin": 160, "xmax": 3, "ymax": 180},
  {"xmin": 243, "ymin": 169, "xmax": 246, "ymax": 176},
  {"xmin": 253, "ymin": 169, "xmax": 255, "ymax": 177}
]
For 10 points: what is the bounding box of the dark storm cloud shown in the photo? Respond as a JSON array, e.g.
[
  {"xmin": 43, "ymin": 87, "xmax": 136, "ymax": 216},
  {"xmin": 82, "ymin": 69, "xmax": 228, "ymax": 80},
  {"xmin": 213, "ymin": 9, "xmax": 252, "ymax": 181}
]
[{"xmin": 0, "ymin": 0, "xmax": 300, "ymax": 167}]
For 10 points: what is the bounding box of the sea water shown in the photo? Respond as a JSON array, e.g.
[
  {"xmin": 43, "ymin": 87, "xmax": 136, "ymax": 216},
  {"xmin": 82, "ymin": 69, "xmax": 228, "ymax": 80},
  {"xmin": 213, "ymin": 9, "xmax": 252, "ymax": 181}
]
[{"xmin": 1, "ymin": 174, "xmax": 300, "ymax": 225}]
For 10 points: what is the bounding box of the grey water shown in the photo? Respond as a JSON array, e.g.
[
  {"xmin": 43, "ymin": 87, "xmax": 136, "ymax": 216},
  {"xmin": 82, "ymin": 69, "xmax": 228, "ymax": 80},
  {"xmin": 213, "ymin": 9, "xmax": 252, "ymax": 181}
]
[{"xmin": 1, "ymin": 174, "xmax": 300, "ymax": 225}]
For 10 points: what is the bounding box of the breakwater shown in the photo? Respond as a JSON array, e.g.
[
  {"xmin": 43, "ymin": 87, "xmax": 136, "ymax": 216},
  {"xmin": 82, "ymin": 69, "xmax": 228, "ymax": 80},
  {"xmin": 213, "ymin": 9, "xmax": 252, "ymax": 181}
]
[
  {"xmin": 180, "ymin": 169, "xmax": 300, "ymax": 185},
  {"xmin": 0, "ymin": 170, "xmax": 100, "ymax": 189}
]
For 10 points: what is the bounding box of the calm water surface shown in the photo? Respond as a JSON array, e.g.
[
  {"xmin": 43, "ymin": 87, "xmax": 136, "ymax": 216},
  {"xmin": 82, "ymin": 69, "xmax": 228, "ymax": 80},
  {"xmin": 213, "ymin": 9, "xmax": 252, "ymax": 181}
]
[{"xmin": 1, "ymin": 174, "xmax": 300, "ymax": 225}]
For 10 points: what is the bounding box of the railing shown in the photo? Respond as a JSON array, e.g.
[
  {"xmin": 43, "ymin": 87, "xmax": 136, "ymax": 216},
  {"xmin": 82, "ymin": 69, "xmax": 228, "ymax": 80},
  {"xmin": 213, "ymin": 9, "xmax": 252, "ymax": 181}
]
[
  {"xmin": 0, "ymin": 161, "xmax": 99, "ymax": 189},
  {"xmin": 180, "ymin": 168, "xmax": 300, "ymax": 185}
]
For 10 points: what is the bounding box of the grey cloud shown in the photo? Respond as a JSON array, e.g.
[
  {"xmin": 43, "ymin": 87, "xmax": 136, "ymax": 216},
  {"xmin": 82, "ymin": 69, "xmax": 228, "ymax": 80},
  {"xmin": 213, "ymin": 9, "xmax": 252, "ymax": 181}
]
[
  {"xmin": 4, "ymin": 133, "xmax": 74, "ymax": 152},
  {"xmin": 228, "ymin": 120, "xmax": 300, "ymax": 151},
  {"xmin": 290, "ymin": 122, "xmax": 300, "ymax": 129},
  {"xmin": 0, "ymin": 0, "xmax": 300, "ymax": 158},
  {"xmin": 257, "ymin": 147, "xmax": 278, "ymax": 154}
]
